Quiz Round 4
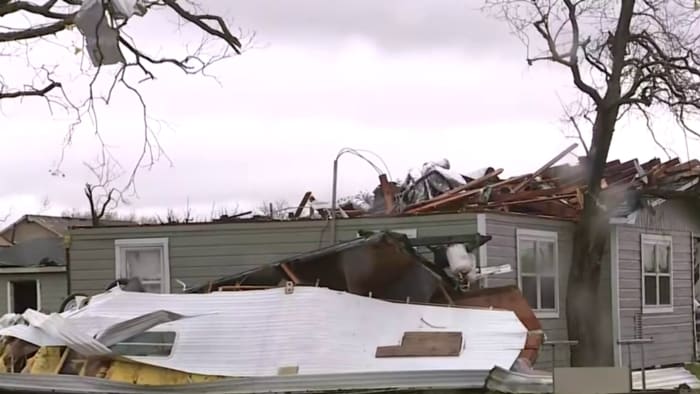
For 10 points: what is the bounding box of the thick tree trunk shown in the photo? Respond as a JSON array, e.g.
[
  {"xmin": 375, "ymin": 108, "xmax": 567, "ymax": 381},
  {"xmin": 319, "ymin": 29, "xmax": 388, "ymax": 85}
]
[
  {"xmin": 566, "ymin": 106, "xmax": 618, "ymax": 366},
  {"xmin": 565, "ymin": 0, "xmax": 635, "ymax": 367}
]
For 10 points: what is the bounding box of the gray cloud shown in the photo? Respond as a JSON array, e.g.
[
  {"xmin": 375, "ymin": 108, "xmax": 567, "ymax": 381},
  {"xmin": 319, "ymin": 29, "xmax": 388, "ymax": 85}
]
[{"xmin": 207, "ymin": 0, "xmax": 521, "ymax": 53}]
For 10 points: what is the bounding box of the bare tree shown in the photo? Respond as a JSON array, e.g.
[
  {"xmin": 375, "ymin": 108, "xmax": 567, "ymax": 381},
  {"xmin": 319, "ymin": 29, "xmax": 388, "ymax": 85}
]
[
  {"xmin": 83, "ymin": 155, "xmax": 124, "ymax": 226},
  {"xmin": 1, "ymin": 0, "xmax": 250, "ymax": 194},
  {"xmin": 258, "ymin": 199, "xmax": 289, "ymax": 219},
  {"xmin": 485, "ymin": 1, "xmax": 700, "ymax": 366}
]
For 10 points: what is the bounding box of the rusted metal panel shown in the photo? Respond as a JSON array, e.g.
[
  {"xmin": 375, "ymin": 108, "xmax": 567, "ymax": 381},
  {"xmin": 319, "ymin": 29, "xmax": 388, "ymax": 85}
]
[{"xmin": 376, "ymin": 332, "xmax": 463, "ymax": 358}]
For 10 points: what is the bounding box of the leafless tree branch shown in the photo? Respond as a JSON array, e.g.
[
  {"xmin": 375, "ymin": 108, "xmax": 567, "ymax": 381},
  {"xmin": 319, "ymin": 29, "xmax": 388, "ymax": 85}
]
[{"xmin": 1, "ymin": 0, "xmax": 247, "ymax": 199}]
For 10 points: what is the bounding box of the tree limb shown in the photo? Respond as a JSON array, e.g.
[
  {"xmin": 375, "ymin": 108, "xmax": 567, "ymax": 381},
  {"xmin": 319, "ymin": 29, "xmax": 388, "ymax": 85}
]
[{"xmin": 0, "ymin": 81, "xmax": 61, "ymax": 99}]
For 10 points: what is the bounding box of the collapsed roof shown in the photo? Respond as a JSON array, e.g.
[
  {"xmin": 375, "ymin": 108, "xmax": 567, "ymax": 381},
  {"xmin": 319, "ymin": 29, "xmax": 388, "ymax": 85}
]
[{"xmin": 302, "ymin": 144, "xmax": 700, "ymax": 221}]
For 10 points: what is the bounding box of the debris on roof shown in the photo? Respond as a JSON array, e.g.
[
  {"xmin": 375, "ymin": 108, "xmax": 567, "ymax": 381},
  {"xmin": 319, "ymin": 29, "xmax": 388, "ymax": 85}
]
[{"xmin": 309, "ymin": 144, "xmax": 700, "ymax": 221}]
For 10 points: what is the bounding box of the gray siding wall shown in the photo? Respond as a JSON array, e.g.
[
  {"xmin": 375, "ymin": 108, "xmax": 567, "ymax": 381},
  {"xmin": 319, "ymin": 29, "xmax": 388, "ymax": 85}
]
[
  {"xmin": 0, "ymin": 272, "xmax": 67, "ymax": 313},
  {"xmin": 617, "ymin": 200, "xmax": 699, "ymax": 368},
  {"xmin": 484, "ymin": 213, "xmax": 591, "ymax": 370},
  {"xmin": 69, "ymin": 213, "xmax": 478, "ymax": 295}
]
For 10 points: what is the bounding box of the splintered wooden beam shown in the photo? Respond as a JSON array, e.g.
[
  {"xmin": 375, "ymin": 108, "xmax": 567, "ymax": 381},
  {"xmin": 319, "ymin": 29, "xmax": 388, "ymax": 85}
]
[
  {"xmin": 294, "ymin": 191, "xmax": 314, "ymax": 218},
  {"xmin": 280, "ymin": 262, "xmax": 301, "ymax": 284},
  {"xmin": 375, "ymin": 331, "xmax": 463, "ymax": 357},
  {"xmin": 511, "ymin": 143, "xmax": 578, "ymax": 193}
]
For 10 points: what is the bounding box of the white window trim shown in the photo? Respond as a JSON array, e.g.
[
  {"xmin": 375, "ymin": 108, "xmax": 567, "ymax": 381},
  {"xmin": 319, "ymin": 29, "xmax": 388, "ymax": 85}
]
[
  {"xmin": 641, "ymin": 234, "xmax": 673, "ymax": 314},
  {"xmin": 516, "ymin": 229, "xmax": 560, "ymax": 319},
  {"xmin": 115, "ymin": 238, "xmax": 170, "ymax": 293},
  {"xmin": 6, "ymin": 279, "xmax": 41, "ymax": 313}
]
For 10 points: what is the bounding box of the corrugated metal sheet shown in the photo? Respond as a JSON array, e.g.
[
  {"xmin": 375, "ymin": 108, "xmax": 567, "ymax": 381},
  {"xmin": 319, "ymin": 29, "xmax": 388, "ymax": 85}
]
[
  {"xmin": 632, "ymin": 367, "xmax": 700, "ymax": 390},
  {"xmin": 0, "ymin": 369, "xmax": 491, "ymax": 393},
  {"xmin": 0, "ymin": 286, "xmax": 527, "ymax": 378}
]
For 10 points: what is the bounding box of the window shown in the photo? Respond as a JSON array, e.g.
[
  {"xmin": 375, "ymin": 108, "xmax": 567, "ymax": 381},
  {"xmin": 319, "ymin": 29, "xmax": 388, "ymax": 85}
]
[
  {"xmin": 641, "ymin": 234, "xmax": 673, "ymax": 313},
  {"xmin": 6, "ymin": 280, "xmax": 40, "ymax": 313},
  {"xmin": 110, "ymin": 331, "xmax": 176, "ymax": 357},
  {"xmin": 517, "ymin": 229, "xmax": 558, "ymax": 318},
  {"xmin": 115, "ymin": 238, "xmax": 170, "ymax": 293}
]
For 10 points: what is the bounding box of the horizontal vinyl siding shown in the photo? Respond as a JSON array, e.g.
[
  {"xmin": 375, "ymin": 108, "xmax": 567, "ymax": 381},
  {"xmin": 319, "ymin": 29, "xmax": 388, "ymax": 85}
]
[
  {"xmin": 484, "ymin": 213, "xmax": 578, "ymax": 370},
  {"xmin": 0, "ymin": 272, "xmax": 67, "ymax": 313},
  {"xmin": 69, "ymin": 213, "xmax": 478, "ymax": 295},
  {"xmin": 617, "ymin": 200, "xmax": 699, "ymax": 369}
]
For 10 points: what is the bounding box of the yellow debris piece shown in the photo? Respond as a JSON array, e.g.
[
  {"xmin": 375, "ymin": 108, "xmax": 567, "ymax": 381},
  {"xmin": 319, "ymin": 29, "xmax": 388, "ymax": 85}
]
[
  {"xmin": 28, "ymin": 347, "xmax": 63, "ymax": 375},
  {"xmin": 106, "ymin": 360, "xmax": 222, "ymax": 385}
]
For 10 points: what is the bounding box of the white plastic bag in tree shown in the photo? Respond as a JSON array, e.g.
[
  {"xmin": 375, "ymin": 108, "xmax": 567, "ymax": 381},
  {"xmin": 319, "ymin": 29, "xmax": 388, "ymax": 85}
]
[
  {"xmin": 74, "ymin": 0, "xmax": 124, "ymax": 66},
  {"xmin": 111, "ymin": 0, "xmax": 148, "ymax": 18}
]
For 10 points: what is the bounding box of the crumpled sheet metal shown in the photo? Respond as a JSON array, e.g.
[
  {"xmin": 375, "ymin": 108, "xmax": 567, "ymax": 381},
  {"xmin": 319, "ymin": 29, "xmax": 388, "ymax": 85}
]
[
  {"xmin": 632, "ymin": 367, "xmax": 700, "ymax": 390},
  {"xmin": 485, "ymin": 366, "xmax": 552, "ymax": 394},
  {"xmin": 1, "ymin": 286, "xmax": 528, "ymax": 378},
  {"xmin": 189, "ymin": 231, "xmax": 446, "ymax": 303},
  {"xmin": 0, "ymin": 369, "xmax": 493, "ymax": 393}
]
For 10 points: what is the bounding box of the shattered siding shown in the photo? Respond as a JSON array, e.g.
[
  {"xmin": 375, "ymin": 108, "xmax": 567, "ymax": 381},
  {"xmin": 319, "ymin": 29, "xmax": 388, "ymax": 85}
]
[
  {"xmin": 618, "ymin": 200, "xmax": 698, "ymax": 368},
  {"xmin": 483, "ymin": 213, "xmax": 613, "ymax": 370},
  {"xmin": 68, "ymin": 213, "xmax": 478, "ymax": 295}
]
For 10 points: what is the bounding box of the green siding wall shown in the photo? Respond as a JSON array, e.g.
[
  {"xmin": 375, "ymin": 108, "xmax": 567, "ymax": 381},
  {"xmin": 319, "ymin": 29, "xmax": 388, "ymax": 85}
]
[
  {"xmin": 0, "ymin": 272, "xmax": 67, "ymax": 313},
  {"xmin": 69, "ymin": 213, "xmax": 478, "ymax": 295}
]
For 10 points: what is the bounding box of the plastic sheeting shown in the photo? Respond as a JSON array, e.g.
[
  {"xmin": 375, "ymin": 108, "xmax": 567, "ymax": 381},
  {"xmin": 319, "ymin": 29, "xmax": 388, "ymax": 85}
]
[
  {"xmin": 398, "ymin": 159, "xmax": 476, "ymax": 207},
  {"xmin": 1, "ymin": 286, "xmax": 528, "ymax": 378},
  {"xmin": 74, "ymin": 0, "xmax": 147, "ymax": 66}
]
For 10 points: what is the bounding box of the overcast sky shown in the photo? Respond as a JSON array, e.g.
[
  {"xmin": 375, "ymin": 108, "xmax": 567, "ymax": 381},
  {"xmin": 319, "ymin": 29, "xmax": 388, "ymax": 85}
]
[{"xmin": 1, "ymin": 0, "xmax": 698, "ymax": 223}]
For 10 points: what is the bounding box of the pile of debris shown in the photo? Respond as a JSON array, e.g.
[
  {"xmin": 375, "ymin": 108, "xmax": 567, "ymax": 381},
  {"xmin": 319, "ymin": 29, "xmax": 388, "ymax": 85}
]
[
  {"xmin": 289, "ymin": 143, "xmax": 700, "ymax": 221},
  {"xmin": 0, "ymin": 231, "xmax": 544, "ymax": 392}
]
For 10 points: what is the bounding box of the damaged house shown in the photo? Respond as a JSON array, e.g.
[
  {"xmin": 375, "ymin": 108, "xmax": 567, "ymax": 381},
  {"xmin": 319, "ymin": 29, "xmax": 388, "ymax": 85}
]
[
  {"xmin": 0, "ymin": 215, "xmax": 132, "ymax": 315},
  {"xmin": 0, "ymin": 145, "xmax": 697, "ymax": 393},
  {"xmin": 59, "ymin": 145, "xmax": 700, "ymax": 376}
]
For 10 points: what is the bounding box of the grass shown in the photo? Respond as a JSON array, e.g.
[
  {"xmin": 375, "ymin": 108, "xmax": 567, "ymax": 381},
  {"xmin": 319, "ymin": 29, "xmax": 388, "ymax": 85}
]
[{"xmin": 683, "ymin": 362, "xmax": 700, "ymax": 379}]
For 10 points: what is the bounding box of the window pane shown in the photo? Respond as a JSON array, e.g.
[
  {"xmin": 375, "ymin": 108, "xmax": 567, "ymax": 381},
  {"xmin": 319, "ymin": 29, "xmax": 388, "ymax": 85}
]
[
  {"xmin": 659, "ymin": 276, "xmax": 671, "ymax": 305},
  {"xmin": 536, "ymin": 241, "xmax": 555, "ymax": 275},
  {"xmin": 110, "ymin": 331, "xmax": 175, "ymax": 357},
  {"xmin": 644, "ymin": 275, "xmax": 657, "ymax": 305},
  {"xmin": 658, "ymin": 245, "xmax": 670, "ymax": 273},
  {"xmin": 125, "ymin": 249, "xmax": 162, "ymax": 280},
  {"xmin": 521, "ymin": 276, "xmax": 538, "ymax": 309},
  {"xmin": 519, "ymin": 240, "xmax": 536, "ymax": 273},
  {"xmin": 643, "ymin": 244, "xmax": 656, "ymax": 273},
  {"xmin": 540, "ymin": 276, "xmax": 556, "ymax": 309}
]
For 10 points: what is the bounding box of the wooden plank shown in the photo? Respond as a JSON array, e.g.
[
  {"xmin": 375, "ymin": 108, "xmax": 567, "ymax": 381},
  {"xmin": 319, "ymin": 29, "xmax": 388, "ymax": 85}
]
[
  {"xmin": 293, "ymin": 192, "xmax": 313, "ymax": 218},
  {"xmin": 511, "ymin": 143, "xmax": 578, "ymax": 193},
  {"xmin": 375, "ymin": 331, "xmax": 463, "ymax": 357}
]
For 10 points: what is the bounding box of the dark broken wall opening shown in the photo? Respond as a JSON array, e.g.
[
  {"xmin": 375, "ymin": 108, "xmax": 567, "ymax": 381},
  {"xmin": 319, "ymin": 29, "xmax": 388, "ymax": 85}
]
[{"xmin": 11, "ymin": 280, "xmax": 37, "ymax": 313}]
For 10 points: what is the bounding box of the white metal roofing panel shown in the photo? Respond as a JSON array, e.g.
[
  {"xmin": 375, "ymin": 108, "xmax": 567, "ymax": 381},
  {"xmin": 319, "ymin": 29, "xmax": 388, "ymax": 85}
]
[
  {"xmin": 632, "ymin": 367, "xmax": 700, "ymax": 390},
  {"xmin": 1, "ymin": 286, "xmax": 528, "ymax": 378}
]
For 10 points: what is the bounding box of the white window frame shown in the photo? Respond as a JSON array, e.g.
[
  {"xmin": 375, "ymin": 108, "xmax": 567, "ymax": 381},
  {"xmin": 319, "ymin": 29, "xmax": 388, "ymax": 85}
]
[
  {"xmin": 6, "ymin": 279, "xmax": 41, "ymax": 313},
  {"xmin": 516, "ymin": 229, "xmax": 559, "ymax": 319},
  {"xmin": 115, "ymin": 238, "xmax": 170, "ymax": 293},
  {"xmin": 641, "ymin": 234, "xmax": 673, "ymax": 314}
]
